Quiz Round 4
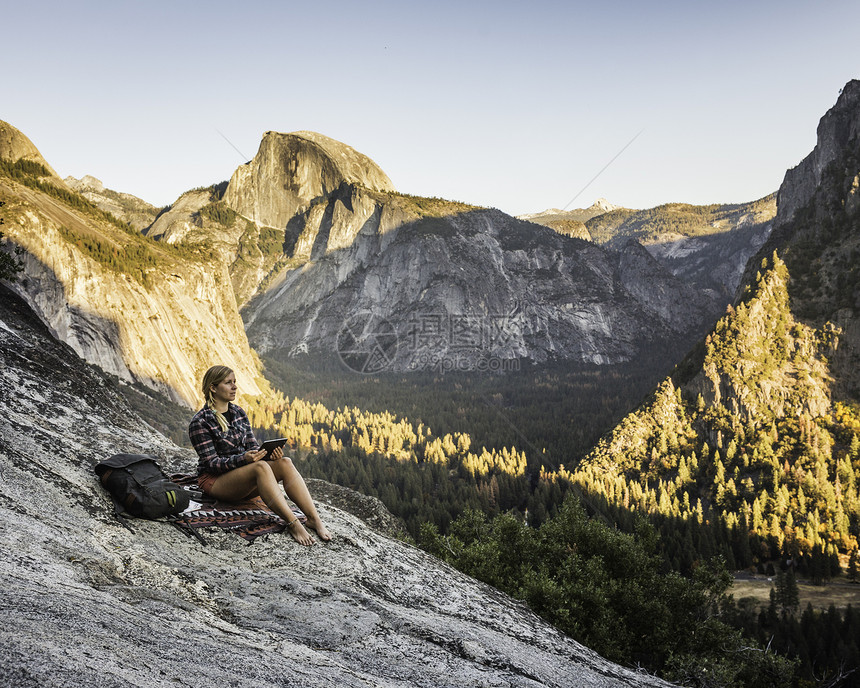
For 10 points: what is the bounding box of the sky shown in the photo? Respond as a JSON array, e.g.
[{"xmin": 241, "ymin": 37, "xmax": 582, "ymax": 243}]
[{"xmin": 3, "ymin": 0, "xmax": 859, "ymax": 216}]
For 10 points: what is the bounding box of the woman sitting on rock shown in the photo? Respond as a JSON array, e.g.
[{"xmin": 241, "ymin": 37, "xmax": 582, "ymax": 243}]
[{"xmin": 188, "ymin": 365, "xmax": 331, "ymax": 546}]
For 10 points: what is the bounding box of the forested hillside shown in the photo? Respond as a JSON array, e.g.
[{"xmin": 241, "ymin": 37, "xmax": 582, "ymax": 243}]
[
  {"xmin": 572, "ymin": 254, "xmax": 857, "ymax": 572},
  {"xmin": 584, "ymin": 195, "xmax": 776, "ymax": 247}
]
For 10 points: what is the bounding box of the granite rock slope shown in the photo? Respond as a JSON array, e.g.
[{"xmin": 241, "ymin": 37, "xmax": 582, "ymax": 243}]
[
  {"xmin": 243, "ymin": 197, "xmax": 714, "ymax": 371},
  {"xmin": 223, "ymin": 130, "xmax": 395, "ymax": 231},
  {"xmin": 0, "ymin": 124, "xmax": 262, "ymax": 406},
  {"xmin": 0, "ymin": 286, "xmax": 670, "ymax": 688}
]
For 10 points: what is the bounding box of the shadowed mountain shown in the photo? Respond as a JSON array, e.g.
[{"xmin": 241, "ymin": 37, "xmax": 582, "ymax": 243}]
[
  {"xmin": 140, "ymin": 129, "xmax": 718, "ymax": 373},
  {"xmin": 145, "ymin": 131, "xmax": 711, "ymax": 373}
]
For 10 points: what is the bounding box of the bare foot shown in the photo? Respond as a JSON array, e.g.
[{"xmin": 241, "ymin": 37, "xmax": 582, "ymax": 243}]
[
  {"xmin": 308, "ymin": 518, "xmax": 332, "ymax": 542},
  {"xmin": 287, "ymin": 519, "xmax": 315, "ymax": 546}
]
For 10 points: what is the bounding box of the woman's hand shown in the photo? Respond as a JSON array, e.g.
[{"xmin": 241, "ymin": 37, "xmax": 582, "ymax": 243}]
[
  {"xmin": 268, "ymin": 446, "xmax": 284, "ymax": 461},
  {"xmin": 243, "ymin": 449, "xmax": 266, "ymax": 464}
]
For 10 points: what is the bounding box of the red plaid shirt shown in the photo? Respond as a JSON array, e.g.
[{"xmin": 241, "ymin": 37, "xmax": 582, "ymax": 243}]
[{"xmin": 188, "ymin": 403, "xmax": 260, "ymax": 475}]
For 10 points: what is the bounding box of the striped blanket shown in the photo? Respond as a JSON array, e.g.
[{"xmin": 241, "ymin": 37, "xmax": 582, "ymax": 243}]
[{"xmin": 168, "ymin": 474, "xmax": 306, "ymax": 545}]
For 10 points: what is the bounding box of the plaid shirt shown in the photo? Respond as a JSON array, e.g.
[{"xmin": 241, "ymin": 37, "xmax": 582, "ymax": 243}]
[{"xmin": 188, "ymin": 403, "xmax": 260, "ymax": 475}]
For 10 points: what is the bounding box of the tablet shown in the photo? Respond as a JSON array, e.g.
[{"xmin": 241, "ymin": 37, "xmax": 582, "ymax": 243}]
[{"xmin": 259, "ymin": 438, "xmax": 289, "ymax": 459}]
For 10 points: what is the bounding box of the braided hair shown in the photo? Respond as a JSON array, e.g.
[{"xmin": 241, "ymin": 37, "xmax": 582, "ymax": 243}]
[{"xmin": 201, "ymin": 365, "xmax": 233, "ymax": 432}]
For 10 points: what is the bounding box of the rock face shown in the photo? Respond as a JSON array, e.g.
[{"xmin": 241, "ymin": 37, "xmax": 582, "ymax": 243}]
[
  {"xmin": 775, "ymin": 80, "xmax": 860, "ymax": 228},
  {"xmin": 0, "ymin": 285, "xmax": 670, "ymax": 688},
  {"xmin": 748, "ymin": 79, "xmax": 860, "ymax": 398},
  {"xmin": 223, "ymin": 130, "xmax": 395, "ymax": 231},
  {"xmin": 532, "ymin": 197, "xmax": 777, "ymax": 317},
  {"xmin": 143, "ymin": 132, "xmax": 715, "ymax": 373},
  {"xmin": 241, "ymin": 187, "xmax": 714, "ymax": 371},
  {"xmin": 643, "ymin": 202, "xmax": 775, "ymax": 307},
  {"xmin": 197, "ymin": 137, "xmax": 711, "ymax": 371},
  {"xmin": 0, "ymin": 144, "xmax": 262, "ymax": 406}
]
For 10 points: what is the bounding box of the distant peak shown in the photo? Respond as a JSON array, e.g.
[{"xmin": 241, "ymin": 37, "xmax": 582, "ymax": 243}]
[
  {"xmin": 517, "ymin": 199, "xmax": 620, "ymax": 222},
  {"xmin": 589, "ymin": 198, "xmax": 620, "ymax": 212},
  {"xmin": 65, "ymin": 175, "xmax": 104, "ymax": 192}
]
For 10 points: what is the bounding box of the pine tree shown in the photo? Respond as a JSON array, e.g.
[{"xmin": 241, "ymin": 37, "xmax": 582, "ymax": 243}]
[
  {"xmin": 849, "ymin": 547, "xmax": 859, "ymax": 583},
  {"xmin": 774, "ymin": 570, "xmax": 800, "ymax": 615}
]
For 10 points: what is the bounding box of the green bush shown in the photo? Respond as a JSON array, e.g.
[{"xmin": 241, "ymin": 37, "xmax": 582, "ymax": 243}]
[{"xmin": 198, "ymin": 201, "xmax": 237, "ymax": 227}]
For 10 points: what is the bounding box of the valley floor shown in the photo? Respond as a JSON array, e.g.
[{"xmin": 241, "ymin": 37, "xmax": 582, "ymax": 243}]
[{"xmin": 731, "ymin": 574, "xmax": 860, "ymax": 611}]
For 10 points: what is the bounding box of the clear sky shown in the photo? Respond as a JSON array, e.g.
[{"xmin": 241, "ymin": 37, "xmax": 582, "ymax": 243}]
[{"xmin": 3, "ymin": 0, "xmax": 859, "ymax": 216}]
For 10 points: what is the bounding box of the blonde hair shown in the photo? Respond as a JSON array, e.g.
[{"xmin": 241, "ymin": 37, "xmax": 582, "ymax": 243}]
[{"xmin": 201, "ymin": 365, "xmax": 233, "ymax": 432}]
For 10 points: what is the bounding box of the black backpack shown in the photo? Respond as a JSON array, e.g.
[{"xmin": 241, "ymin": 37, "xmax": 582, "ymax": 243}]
[{"xmin": 95, "ymin": 453, "xmax": 190, "ymax": 530}]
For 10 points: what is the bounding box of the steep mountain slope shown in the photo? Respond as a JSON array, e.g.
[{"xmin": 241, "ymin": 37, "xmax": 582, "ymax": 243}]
[
  {"xmin": 243, "ymin": 192, "xmax": 713, "ymax": 371},
  {"xmin": 143, "ymin": 130, "xmax": 716, "ymax": 372},
  {"xmin": 155, "ymin": 131, "xmax": 708, "ymax": 371},
  {"xmin": 223, "ymin": 129, "xmax": 395, "ymax": 228},
  {"xmin": 573, "ymin": 257, "xmax": 854, "ymax": 559},
  {"xmin": 750, "ymin": 79, "xmax": 860, "ymax": 398},
  {"xmin": 144, "ymin": 130, "xmax": 398, "ymax": 307},
  {"xmin": 567, "ymin": 81, "xmax": 860, "ymax": 569},
  {"xmin": 0, "ymin": 284, "xmax": 668, "ymax": 688},
  {"xmin": 0, "ymin": 120, "xmax": 262, "ymax": 406}
]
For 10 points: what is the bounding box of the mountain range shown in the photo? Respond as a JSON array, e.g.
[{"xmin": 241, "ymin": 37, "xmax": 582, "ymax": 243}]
[{"xmin": 2, "ymin": 122, "xmax": 770, "ymax": 402}]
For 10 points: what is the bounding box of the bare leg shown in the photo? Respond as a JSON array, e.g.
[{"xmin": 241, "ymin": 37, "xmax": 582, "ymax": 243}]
[
  {"xmin": 210, "ymin": 462, "xmax": 315, "ymax": 546},
  {"xmin": 270, "ymin": 457, "xmax": 332, "ymax": 541}
]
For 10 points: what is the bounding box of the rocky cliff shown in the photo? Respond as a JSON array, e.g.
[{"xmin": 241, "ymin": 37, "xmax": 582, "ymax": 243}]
[
  {"xmin": 223, "ymin": 130, "xmax": 395, "ymax": 231},
  {"xmin": 142, "ymin": 131, "xmax": 715, "ymax": 373},
  {"xmin": 0, "ymin": 284, "xmax": 670, "ymax": 688},
  {"xmin": 180, "ymin": 135, "xmax": 711, "ymax": 372},
  {"xmin": 241, "ymin": 189, "xmax": 713, "ymax": 372},
  {"xmin": 774, "ymin": 81, "xmax": 860, "ymax": 228},
  {"xmin": 749, "ymin": 79, "xmax": 860, "ymax": 398},
  {"xmin": 145, "ymin": 131, "xmax": 399, "ymax": 308},
  {"xmin": 0, "ymin": 121, "xmax": 262, "ymax": 406}
]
